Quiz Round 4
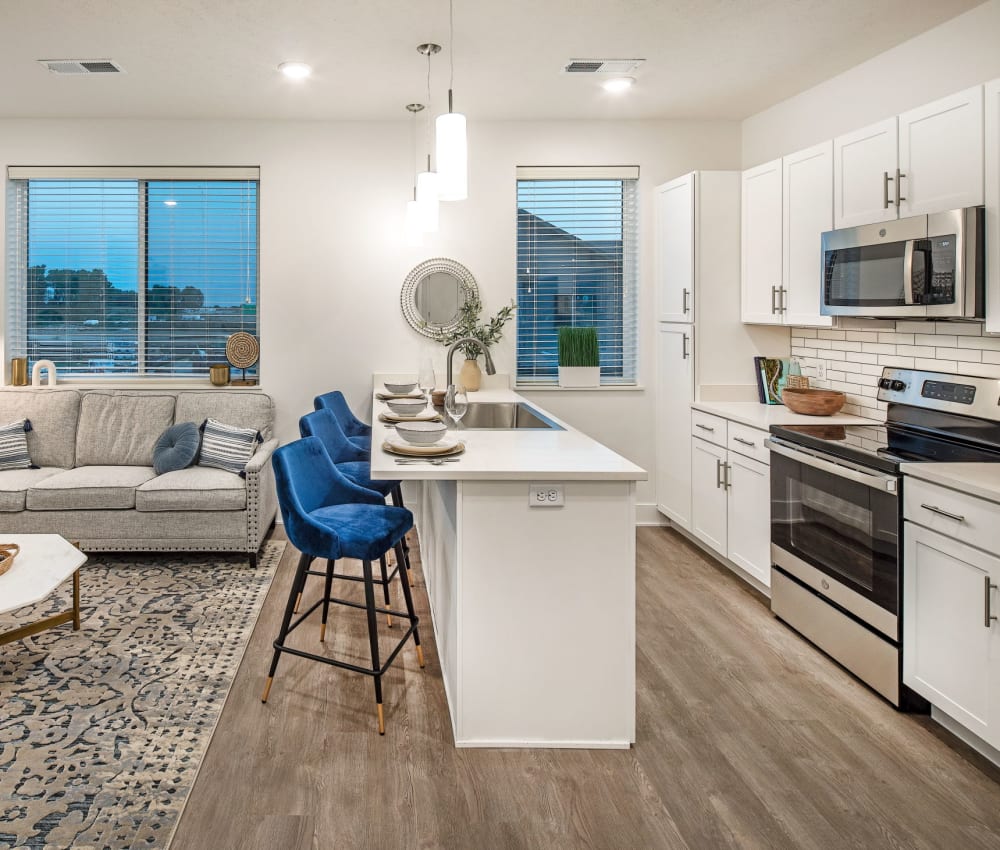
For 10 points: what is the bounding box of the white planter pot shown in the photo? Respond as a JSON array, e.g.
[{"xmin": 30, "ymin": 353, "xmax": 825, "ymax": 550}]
[{"xmin": 558, "ymin": 366, "xmax": 600, "ymax": 388}]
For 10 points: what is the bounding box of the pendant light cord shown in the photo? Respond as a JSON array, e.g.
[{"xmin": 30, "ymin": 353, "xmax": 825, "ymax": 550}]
[
  {"xmin": 426, "ymin": 53, "xmax": 433, "ymax": 166},
  {"xmin": 449, "ymin": 0, "xmax": 455, "ymax": 91}
]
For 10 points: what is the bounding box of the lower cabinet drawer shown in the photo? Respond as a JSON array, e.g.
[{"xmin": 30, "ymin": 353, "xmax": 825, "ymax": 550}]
[
  {"xmin": 691, "ymin": 409, "xmax": 727, "ymax": 447},
  {"xmin": 904, "ymin": 477, "xmax": 1000, "ymax": 554},
  {"xmin": 727, "ymin": 422, "xmax": 770, "ymax": 464}
]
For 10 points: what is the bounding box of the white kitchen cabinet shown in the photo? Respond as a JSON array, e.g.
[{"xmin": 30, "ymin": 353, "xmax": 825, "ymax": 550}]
[
  {"xmin": 741, "ymin": 159, "xmax": 784, "ymax": 325},
  {"xmin": 726, "ymin": 452, "xmax": 771, "ymax": 585},
  {"xmin": 986, "ymin": 78, "xmax": 1000, "ymax": 335},
  {"xmin": 655, "ymin": 173, "xmax": 695, "ymax": 323},
  {"xmin": 898, "ymin": 85, "xmax": 984, "ymax": 217},
  {"xmin": 903, "ymin": 522, "xmax": 1000, "ymax": 745},
  {"xmin": 834, "ymin": 117, "xmax": 899, "ymax": 228},
  {"xmin": 691, "ymin": 436, "xmax": 728, "ymax": 557},
  {"xmin": 656, "ymin": 325, "xmax": 694, "ymax": 531},
  {"xmin": 782, "ymin": 141, "xmax": 834, "ymax": 328}
]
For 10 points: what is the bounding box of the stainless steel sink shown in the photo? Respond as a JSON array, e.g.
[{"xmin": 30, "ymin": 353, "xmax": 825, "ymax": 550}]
[{"xmin": 450, "ymin": 402, "xmax": 563, "ymax": 430}]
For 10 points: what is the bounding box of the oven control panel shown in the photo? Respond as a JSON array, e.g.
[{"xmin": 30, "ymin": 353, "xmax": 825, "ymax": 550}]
[
  {"xmin": 920, "ymin": 380, "xmax": 976, "ymax": 404},
  {"xmin": 877, "ymin": 367, "xmax": 1000, "ymax": 420}
]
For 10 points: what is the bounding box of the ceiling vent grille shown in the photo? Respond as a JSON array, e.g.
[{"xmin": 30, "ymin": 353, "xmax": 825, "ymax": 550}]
[
  {"xmin": 563, "ymin": 59, "xmax": 645, "ymax": 74},
  {"xmin": 39, "ymin": 59, "xmax": 124, "ymax": 75}
]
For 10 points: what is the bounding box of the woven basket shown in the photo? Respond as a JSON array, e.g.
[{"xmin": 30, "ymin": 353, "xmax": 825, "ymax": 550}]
[
  {"xmin": 0, "ymin": 543, "xmax": 20, "ymax": 577},
  {"xmin": 785, "ymin": 374, "xmax": 811, "ymax": 390}
]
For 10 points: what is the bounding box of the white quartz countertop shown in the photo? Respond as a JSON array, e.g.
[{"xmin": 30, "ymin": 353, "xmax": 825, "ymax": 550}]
[
  {"xmin": 901, "ymin": 462, "xmax": 1000, "ymax": 505},
  {"xmin": 369, "ymin": 386, "xmax": 647, "ymax": 482},
  {"xmin": 691, "ymin": 400, "xmax": 881, "ymax": 431}
]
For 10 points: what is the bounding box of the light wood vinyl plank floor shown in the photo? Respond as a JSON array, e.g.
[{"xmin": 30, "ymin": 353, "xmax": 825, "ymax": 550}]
[{"xmin": 170, "ymin": 527, "xmax": 1000, "ymax": 850}]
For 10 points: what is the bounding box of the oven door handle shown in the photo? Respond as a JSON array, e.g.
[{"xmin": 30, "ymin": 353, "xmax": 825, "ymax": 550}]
[{"xmin": 765, "ymin": 438, "xmax": 898, "ymax": 493}]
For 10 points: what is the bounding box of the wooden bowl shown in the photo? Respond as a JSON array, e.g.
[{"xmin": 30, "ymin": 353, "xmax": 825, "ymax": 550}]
[{"xmin": 781, "ymin": 387, "xmax": 846, "ymax": 416}]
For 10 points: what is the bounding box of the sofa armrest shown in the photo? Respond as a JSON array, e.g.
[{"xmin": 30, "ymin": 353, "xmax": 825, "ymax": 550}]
[
  {"xmin": 245, "ymin": 438, "xmax": 279, "ymax": 554},
  {"xmin": 245, "ymin": 438, "xmax": 279, "ymax": 476}
]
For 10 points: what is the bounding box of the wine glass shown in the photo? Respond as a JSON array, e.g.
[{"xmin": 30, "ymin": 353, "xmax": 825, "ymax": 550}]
[
  {"xmin": 445, "ymin": 384, "xmax": 469, "ymax": 424},
  {"xmin": 418, "ymin": 357, "xmax": 436, "ymax": 403}
]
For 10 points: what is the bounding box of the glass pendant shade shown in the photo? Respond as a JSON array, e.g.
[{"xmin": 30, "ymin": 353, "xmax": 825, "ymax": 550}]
[
  {"xmin": 435, "ymin": 110, "xmax": 468, "ymax": 201},
  {"xmin": 416, "ymin": 169, "xmax": 440, "ymax": 232},
  {"xmin": 404, "ymin": 199, "xmax": 423, "ymax": 246}
]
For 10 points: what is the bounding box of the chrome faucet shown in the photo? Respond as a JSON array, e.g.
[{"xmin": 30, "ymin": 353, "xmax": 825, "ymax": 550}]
[{"xmin": 445, "ymin": 337, "xmax": 496, "ymax": 395}]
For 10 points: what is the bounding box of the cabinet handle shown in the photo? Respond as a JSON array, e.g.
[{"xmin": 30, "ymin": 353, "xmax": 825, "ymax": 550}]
[
  {"xmin": 723, "ymin": 462, "xmax": 732, "ymax": 490},
  {"xmin": 896, "ymin": 168, "xmax": 906, "ymax": 205},
  {"xmin": 682, "ymin": 288, "xmax": 690, "ymax": 315},
  {"xmin": 733, "ymin": 436, "xmax": 756, "ymax": 447},
  {"xmin": 682, "ymin": 333, "xmax": 690, "ymax": 359},
  {"xmin": 780, "ymin": 286, "xmax": 788, "ymax": 314},
  {"xmin": 695, "ymin": 423, "xmax": 715, "ymax": 432},
  {"xmin": 883, "ymin": 171, "xmax": 893, "ymax": 208},
  {"xmin": 985, "ymin": 576, "xmax": 997, "ymax": 629},
  {"xmin": 716, "ymin": 458, "xmax": 724, "ymax": 489},
  {"xmin": 771, "ymin": 285, "xmax": 778, "ymax": 314},
  {"xmin": 920, "ymin": 503, "xmax": 965, "ymax": 523}
]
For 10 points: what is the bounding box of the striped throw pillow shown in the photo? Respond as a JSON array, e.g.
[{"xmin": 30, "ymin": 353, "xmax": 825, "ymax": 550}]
[
  {"xmin": 197, "ymin": 418, "xmax": 262, "ymax": 477},
  {"xmin": 0, "ymin": 419, "xmax": 33, "ymax": 471}
]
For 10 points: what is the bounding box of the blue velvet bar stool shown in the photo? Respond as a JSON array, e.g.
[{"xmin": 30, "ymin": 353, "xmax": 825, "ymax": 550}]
[
  {"xmin": 314, "ymin": 391, "xmax": 372, "ymax": 453},
  {"xmin": 299, "ymin": 409, "xmax": 409, "ymax": 623},
  {"xmin": 262, "ymin": 437, "xmax": 424, "ymax": 735}
]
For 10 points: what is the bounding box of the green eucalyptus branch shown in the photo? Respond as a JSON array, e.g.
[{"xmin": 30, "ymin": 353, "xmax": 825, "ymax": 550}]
[{"xmin": 440, "ymin": 296, "xmax": 517, "ymax": 360}]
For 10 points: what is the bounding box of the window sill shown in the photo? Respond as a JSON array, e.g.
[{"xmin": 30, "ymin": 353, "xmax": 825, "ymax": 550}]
[
  {"xmin": 5, "ymin": 379, "xmax": 264, "ymax": 391},
  {"xmin": 515, "ymin": 384, "xmax": 645, "ymax": 392}
]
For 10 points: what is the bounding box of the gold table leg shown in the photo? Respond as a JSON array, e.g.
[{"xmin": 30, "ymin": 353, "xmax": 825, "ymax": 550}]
[{"xmin": 0, "ymin": 568, "xmax": 82, "ymax": 646}]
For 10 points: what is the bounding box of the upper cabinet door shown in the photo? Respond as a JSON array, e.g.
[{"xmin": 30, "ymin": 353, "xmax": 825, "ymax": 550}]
[
  {"xmin": 986, "ymin": 79, "xmax": 1000, "ymax": 335},
  {"xmin": 741, "ymin": 159, "xmax": 783, "ymax": 325},
  {"xmin": 898, "ymin": 85, "xmax": 984, "ymax": 217},
  {"xmin": 783, "ymin": 141, "xmax": 834, "ymax": 328},
  {"xmin": 655, "ymin": 173, "xmax": 695, "ymax": 323},
  {"xmin": 834, "ymin": 117, "xmax": 898, "ymax": 228}
]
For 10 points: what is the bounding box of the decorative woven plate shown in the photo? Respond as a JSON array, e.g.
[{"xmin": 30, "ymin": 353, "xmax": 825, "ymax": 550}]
[
  {"xmin": 375, "ymin": 392, "xmax": 425, "ymax": 401},
  {"xmin": 382, "ymin": 438, "xmax": 465, "ymax": 458},
  {"xmin": 225, "ymin": 332, "xmax": 260, "ymax": 370},
  {"xmin": 0, "ymin": 543, "xmax": 20, "ymax": 577},
  {"xmin": 378, "ymin": 411, "xmax": 442, "ymax": 424}
]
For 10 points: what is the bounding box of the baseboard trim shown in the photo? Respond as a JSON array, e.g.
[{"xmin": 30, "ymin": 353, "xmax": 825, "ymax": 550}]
[
  {"xmin": 931, "ymin": 707, "xmax": 1000, "ymax": 769},
  {"xmin": 456, "ymin": 738, "xmax": 631, "ymax": 749},
  {"xmin": 636, "ymin": 503, "xmax": 668, "ymax": 527},
  {"xmin": 664, "ymin": 523, "xmax": 771, "ymax": 598}
]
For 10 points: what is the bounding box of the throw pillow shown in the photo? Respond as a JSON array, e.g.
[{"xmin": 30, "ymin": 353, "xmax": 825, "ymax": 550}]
[
  {"xmin": 153, "ymin": 422, "xmax": 201, "ymax": 475},
  {"xmin": 0, "ymin": 418, "xmax": 33, "ymax": 471},
  {"xmin": 198, "ymin": 418, "xmax": 262, "ymax": 477}
]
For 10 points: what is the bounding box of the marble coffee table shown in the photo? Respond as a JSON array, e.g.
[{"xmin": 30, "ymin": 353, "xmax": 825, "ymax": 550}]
[{"xmin": 0, "ymin": 534, "xmax": 87, "ymax": 646}]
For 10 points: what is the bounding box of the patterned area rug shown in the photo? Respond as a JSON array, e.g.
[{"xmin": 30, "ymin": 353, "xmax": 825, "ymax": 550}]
[{"xmin": 0, "ymin": 542, "xmax": 284, "ymax": 850}]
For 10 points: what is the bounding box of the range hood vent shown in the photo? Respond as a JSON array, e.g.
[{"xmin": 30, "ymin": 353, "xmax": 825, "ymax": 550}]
[
  {"xmin": 563, "ymin": 58, "xmax": 645, "ymax": 74},
  {"xmin": 39, "ymin": 59, "xmax": 125, "ymax": 75}
]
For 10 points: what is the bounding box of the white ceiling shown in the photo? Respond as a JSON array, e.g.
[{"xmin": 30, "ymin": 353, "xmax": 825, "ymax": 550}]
[{"xmin": 0, "ymin": 0, "xmax": 982, "ymax": 122}]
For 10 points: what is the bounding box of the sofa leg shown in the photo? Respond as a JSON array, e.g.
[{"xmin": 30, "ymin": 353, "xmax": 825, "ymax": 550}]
[{"xmin": 249, "ymin": 552, "xmax": 258, "ymax": 569}]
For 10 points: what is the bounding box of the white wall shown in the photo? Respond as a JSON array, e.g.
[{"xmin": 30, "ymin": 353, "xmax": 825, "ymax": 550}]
[
  {"xmin": 0, "ymin": 116, "xmax": 742, "ymax": 511},
  {"xmin": 742, "ymin": 0, "xmax": 1000, "ymax": 167}
]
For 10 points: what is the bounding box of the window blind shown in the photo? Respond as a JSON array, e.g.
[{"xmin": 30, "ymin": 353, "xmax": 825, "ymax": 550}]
[
  {"xmin": 516, "ymin": 167, "xmax": 638, "ymax": 386},
  {"xmin": 6, "ymin": 172, "xmax": 258, "ymax": 379}
]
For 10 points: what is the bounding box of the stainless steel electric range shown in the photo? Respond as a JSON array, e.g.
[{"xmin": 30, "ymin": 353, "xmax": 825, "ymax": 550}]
[{"xmin": 766, "ymin": 367, "xmax": 1000, "ymax": 709}]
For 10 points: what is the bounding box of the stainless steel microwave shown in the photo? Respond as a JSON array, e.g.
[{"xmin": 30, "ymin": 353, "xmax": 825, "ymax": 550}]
[{"xmin": 820, "ymin": 206, "xmax": 984, "ymax": 319}]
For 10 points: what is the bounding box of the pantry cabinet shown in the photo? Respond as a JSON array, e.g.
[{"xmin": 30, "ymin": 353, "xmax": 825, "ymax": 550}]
[
  {"xmin": 656, "ymin": 325, "xmax": 694, "ymax": 531},
  {"xmin": 740, "ymin": 159, "xmax": 784, "ymax": 325},
  {"xmin": 655, "ymin": 173, "xmax": 695, "ymax": 323}
]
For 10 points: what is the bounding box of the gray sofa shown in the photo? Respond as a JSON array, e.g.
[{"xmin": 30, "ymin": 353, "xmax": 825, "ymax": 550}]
[{"xmin": 0, "ymin": 388, "xmax": 278, "ymax": 565}]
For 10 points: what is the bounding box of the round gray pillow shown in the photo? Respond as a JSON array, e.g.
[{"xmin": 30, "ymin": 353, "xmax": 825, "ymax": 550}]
[{"xmin": 153, "ymin": 422, "xmax": 201, "ymax": 475}]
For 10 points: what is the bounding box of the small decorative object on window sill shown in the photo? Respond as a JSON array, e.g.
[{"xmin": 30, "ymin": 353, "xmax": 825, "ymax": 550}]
[
  {"xmin": 226, "ymin": 332, "xmax": 259, "ymax": 386},
  {"xmin": 438, "ymin": 294, "xmax": 516, "ymax": 392},
  {"xmin": 10, "ymin": 357, "xmax": 28, "ymax": 386},
  {"xmin": 558, "ymin": 327, "xmax": 600, "ymax": 388},
  {"xmin": 31, "ymin": 359, "xmax": 57, "ymax": 388},
  {"xmin": 209, "ymin": 364, "xmax": 231, "ymax": 387},
  {"xmin": 0, "ymin": 543, "xmax": 20, "ymax": 578}
]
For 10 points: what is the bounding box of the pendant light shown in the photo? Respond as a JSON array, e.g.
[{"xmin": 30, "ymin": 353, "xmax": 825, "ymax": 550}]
[
  {"xmin": 416, "ymin": 44, "xmax": 441, "ymax": 232},
  {"xmin": 404, "ymin": 104, "xmax": 425, "ymax": 246},
  {"xmin": 435, "ymin": 0, "xmax": 468, "ymax": 201}
]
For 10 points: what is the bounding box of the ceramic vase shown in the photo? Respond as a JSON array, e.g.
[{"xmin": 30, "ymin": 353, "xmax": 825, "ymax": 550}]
[{"xmin": 459, "ymin": 358, "xmax": 482, "ymax": 392}]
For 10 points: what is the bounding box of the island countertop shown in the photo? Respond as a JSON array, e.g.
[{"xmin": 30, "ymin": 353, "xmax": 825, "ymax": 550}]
[{"xmin": 369, "ymin": 385, "xmax": 647, "ymax": 482}]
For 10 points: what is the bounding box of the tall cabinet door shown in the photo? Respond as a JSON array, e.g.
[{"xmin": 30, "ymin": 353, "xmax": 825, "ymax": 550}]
[
  {"xmin": 986, "ymin": 78, "xmax": 1000, "ymax": 335},
  {"xmin": 690, "ymin": 437, "xmax": 728, "ymax": 557},
  {"xmin": 655, "ymin": 174, "xmax": 695, "ymax": 323},
  {"xmin": 782, "ymin": 141, "xmax": 834, "ymax": 328},
  {"xmin": 898, "ymin": 85, "xmax": 984, "ymax": 217},
  {"xmin": 741, "ymin": 159, "xmax": 783, "ymax": 325},
  {"xmin": 833, "ymin": 117, "xmax": 898, "ymax": 228},
  {"xmin": 726, "ymin": 453, "xmax": 771, "ymax": 587},
  {"xmin": 656, "ymin": 325, "xmax": 694, "ymax": 531},
  {"xmin": 903, "ymin": 523, "xmax": 1000, "ymax": 744}
]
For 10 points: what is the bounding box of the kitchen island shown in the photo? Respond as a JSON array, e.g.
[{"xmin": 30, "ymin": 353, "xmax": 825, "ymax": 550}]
[{"xmin": 370, "ymin": 379, "xmax": 646, "ymax": 748}]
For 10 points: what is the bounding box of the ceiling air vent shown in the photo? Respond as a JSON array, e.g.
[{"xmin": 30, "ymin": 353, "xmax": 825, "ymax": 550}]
[
  {"xmin": 563, "ymin": 59, "xmax": 645, "ymax": 74},
  {"xmin": 39, "ymin": 59, "xmax": 125, "ymax": 75}
]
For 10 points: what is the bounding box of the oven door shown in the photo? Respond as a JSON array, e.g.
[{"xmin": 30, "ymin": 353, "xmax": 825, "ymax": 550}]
[{"xmin": 767, "ymin": 438, "xmax": 900, "ymax": 640}]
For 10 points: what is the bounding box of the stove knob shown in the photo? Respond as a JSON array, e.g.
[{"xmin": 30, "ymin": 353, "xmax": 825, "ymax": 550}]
[
  {"xmin": 890, "ymin": 380, "xmax": 906, "ymax": 392},
  {"xmin": 878, "ymin": 378, "xmax": 892, "ymax": 390}
]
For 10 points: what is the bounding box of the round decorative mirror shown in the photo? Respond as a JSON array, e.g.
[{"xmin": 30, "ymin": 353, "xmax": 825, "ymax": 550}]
[{"xmin": 401, "ymin": 258, "xmax": 478, "ymax": 340}]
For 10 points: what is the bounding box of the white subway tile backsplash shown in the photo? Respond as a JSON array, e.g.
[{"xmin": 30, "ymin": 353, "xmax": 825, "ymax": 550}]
[
  {"xmin": 957, "ymin": 362, "xmax": 1000, "ymax": 379},
  {"xmin": 915, "ymin": 334, "xmax": 946, "ymax": 347},
  {"xmin": 895, "ymin": 345, "xmax": 936, "ymax": 358},
  {"xmin": 983, "ymin": 350, "xmax": 1000, "ymax": 365},
  {"xmin": 846, "ymin": 331, "xmax": 880, "ymax": 342},
  {"xmin": 960, "ymin": 335, "xmax": 1000, "ymax": 350},
  {"xmin": 861, "ymin": 342, "xmax": 897, "ymax": 355},
  {"xmin": 936, "ymin": 347, "xmax": 978, "ymax": 361},
  {"xmin": 878, "ymin": 332, "xmax": 914, "ymax": 345},
  {"xmin": 844, "ymin": 351, "xmax": 879, "ymax": 364},
  {"xmin": 879, "ymin": 355, "xmax": 915, "ymax": 368},
  {"xmin": 813, "ymin": 338, "xmax": 833, "ymax": 349},
  {"xmin": 795, "ymin": 328, "xmax": 819, "ymax": 339},
  {"xmin": 895, "ymin": 321, "xmax": 935, "ymax": 334},
  {"xmin": 831, "ymin": 340, "xmax": 863, "ymax": 352},
  {"xmin": 817, "ymin": 329, "xmax": 846, "ymax": 340},
  {"xmin": 950, "ymin": 324, "xmax": 983, "ymax": 337},
  {"xmin": 915, "ymin": 358, "xmax": 956, "ymax": 372}
]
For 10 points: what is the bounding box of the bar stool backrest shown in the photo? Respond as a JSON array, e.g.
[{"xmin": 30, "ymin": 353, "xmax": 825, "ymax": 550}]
[
  {"xmin": 314, "ymin": 391, "xmax": 368, "ymax": 437},
  {"xmin": 299, "ymin": 409, "xmax": 364, "ymax": 464}
]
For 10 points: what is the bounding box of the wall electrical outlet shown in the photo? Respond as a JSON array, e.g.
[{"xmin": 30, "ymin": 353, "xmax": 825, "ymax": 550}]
[
  {"xmin": 529, "ymin": 483, "xmax": 565, "ymax": 507},
  {"xmin": 816, "ymin": 360, "xmax": 827, "ymax": 381}
]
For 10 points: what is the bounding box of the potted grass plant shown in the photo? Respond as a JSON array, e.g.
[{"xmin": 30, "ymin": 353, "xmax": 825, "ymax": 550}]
[{"xmin": 558, "ymin": 326, "xmax": 600, "ymax": 388}]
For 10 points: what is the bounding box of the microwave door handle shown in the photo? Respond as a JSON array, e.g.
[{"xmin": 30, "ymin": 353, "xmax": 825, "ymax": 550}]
[{"xmin": 903, "ymin": 239, "xmax": 917, "ymax": 304}]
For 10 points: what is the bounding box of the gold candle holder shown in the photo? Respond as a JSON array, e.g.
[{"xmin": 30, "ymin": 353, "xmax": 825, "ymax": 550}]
[
  {"xmin": 209, "ymin": 364, "xmax": 230, "ymax": 387},
  {"xmin": 10, "ymin": 357, "xmax": 28, "ymax": 386}
]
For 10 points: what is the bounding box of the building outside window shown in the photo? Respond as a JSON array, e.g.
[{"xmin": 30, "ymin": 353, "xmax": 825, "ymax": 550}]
[
  {"xmin": 516, "ymin": 166, "xmax": 639, "ymax": 386},
  {"xmin": 5, "ymin": 166, "xmax": 259, "ymax": 379}
]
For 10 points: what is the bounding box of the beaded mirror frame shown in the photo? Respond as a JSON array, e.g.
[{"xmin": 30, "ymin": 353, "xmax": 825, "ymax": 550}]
[{"xmin": 400, "ymin": 258, "xmax": 479, "ymax": 341}]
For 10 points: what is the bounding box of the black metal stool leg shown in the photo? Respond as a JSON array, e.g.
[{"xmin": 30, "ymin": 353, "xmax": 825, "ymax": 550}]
[
  {"xmin": 319, "ymin": 558, "xmax": 335, "ymax": 642},
  {"xmin": 395, "ymin": 542, "xmax": 424, "ymax": 669},
  {"xmin": 262, "ymin": 552, "xmax": 313, "ymax": 702},
  {"xmin": 391, "ymin": 486, "xmax": 412, "ymax": 568},
  {"xmin": 361, "ymin": 559, "xmax": 385, "ymax": 734},
  {"xmin": 379, "ymin": 555, "xmax": 393, "ymax": 628}
]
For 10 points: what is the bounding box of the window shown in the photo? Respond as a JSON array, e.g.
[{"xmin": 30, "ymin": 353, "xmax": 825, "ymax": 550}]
[
  {"xmin": 516, "ymin": 166, "xmax": 638, "ymax": 386},
  {"xmin": 6, "ymin": 166, "xmax": 259, "ymax": 379}
]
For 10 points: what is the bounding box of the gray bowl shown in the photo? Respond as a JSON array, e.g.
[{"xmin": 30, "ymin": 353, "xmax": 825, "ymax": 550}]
[
  {"xmin": 384, "ymin": 381, "xmax": 419, "ymax": 395},
  {"xmin": 386, "ymin": 397, "xmax": 428, "ymax": 416},
  {"xmin": 395, "ymin": 420, "xmax": 448, "ymax": 446}
]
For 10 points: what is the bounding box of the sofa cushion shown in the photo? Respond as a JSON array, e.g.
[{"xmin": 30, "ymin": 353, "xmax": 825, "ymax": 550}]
[
  {"xmin": 0, "ymin": 388, "xmax": 80, "ymax": 468},
  {"xmin": 76, "ymin": 393, "xmax": 176, "ymax": 466},
  {"xmin": 198, "ymin": 418, "xmax": 261, "ymax": 476},
  {"xmin": 0, "ymin": 467, "xmax": 67, "ymax": 512},
  {"xmin": 136, "ymin": 466, "xmax": 247, "ymax": 512},
  {"xmin": 27, "ymin": 466, "xmax": 157, "ymax": 511},
  {"xmin": 0, "ymin": 419, "xmax": 32, "ymax": 470},
  {"xmin": 153, "ymin": 422, "xmax": 201, "ymax": 475},
  {"xmin": 175, "ymin": 391, "xmax": 274, "ymax": 440}
]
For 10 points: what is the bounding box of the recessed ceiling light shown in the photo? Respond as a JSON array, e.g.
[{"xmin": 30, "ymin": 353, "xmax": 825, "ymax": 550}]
[
  {"xmin": 278, "ymin": 62, "xmax": 312, "ymax": 80},
  {"xmin": 163, "ymin": 200, "xmax": 177, "ymax": 207},
  {"xmin": 602, "ymin": 76, "xmax": 635, "ymax": 94}
]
